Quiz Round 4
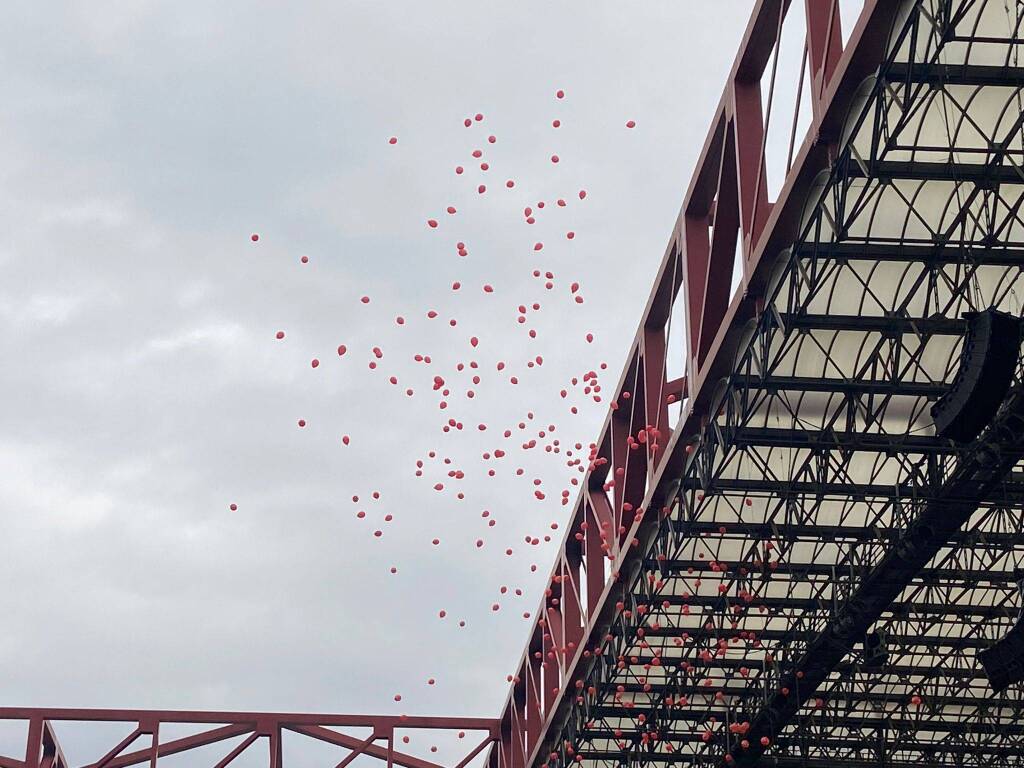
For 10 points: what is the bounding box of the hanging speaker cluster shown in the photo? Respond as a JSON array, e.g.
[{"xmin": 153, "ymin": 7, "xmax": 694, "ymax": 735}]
[
  {"xmin": 861, "ymin": 630, "xmax": 888, "ymax": 668},
  {"xmin": 980, "ymin": 570, "xmax": 1024, "ymax": 693},
  {"xmin": 931, "ymin": 308, "xmax": 1024, "ymax": 443}
]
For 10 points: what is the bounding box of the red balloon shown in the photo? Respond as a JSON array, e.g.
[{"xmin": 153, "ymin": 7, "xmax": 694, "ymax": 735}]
[
  {"xmin": 427, "ymin": 219, "xmax": 438, "ymax": 228},
  {"xmin": 300, "ymin": 255, "xmax": 309, "ymax": 264},
  {"xmin": 552, "ymin": 119, "xmax": 561, "ymax": 128},
  {"xmin": 626, "ymin": 120, "xmax": 636, "ymax": 128},
  {"xmin": 275, "ymin": 331, "xmax": 285, "ymax": 339},
  {"xmin": 556, "ymin": 89, "xmax": 565, "ymax": 99},
  {"xmin": 550, "ymin": 155, "xmax": 559, "ymax": 163},
  {"xmin": 298, "ymin": 419, "xmax": 306, "ymax": 427},
  {"xmin": 337, "ymin": 344, "xmax": 347, "ymax": 355},
  {"xmin": 229, "ymin": 503, "xmax": 237, "ymax": 511},
  {"xmin": 250, "ymin": 233, "xmax": 259, "ymax": 241},
  {"xmin": 506, "ymin": 180, "xmax": 515, "ymax": 188},
  {"xmin": 311, "ymin": 359, "xmax": 319, "ymax": 368},
  {"xmin": 388, "ymin": 137, "xmax": 398, "ymax": 144}
]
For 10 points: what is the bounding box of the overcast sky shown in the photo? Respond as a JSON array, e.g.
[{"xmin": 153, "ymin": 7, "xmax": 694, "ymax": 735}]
[{"xmin": 0, "ymin": 1, "xmax": 770, "ymax": 764}]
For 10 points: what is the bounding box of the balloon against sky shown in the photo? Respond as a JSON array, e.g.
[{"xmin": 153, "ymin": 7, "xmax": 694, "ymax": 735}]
[{"xmin": 0, "ymin": 0, "xmax": 756, "ymax": 726}]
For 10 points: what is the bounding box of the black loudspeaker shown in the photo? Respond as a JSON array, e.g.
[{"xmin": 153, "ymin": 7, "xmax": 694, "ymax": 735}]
[
  {"xmin": 931, "ymin": 308, "xmax": 1024, "ymax": 443},
  {"xmin": 862, "ymin": 630, "xmax": 888, "ymax": 667},
  {"xmin": 980, "ymin": 571, "xmax": 1024, "ymax": 693}
]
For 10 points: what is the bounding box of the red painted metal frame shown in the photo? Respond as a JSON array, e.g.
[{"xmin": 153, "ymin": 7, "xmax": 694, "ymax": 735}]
[
  {"xmin": 489, "ymin": 2, "xmax": 901, "ymax": 768},
  {"xmin": 0, "ymin": 709, "xmax": 499, "ymax": 768}
]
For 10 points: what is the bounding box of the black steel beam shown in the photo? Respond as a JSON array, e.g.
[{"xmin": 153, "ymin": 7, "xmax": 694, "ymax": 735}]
[
  {"xmin": 798, "ymin": 241, "xmax": 1024, "ymax": 266},
  {"xmin": 588, "ymin": 707, "xmax": 1024, "ymax": 738},
  {"xmin": 664, "ymin": 521, "xmax": 1024, "ymax": 547},
  {"xmin": 678, "ymin": 475, "xmax": 1024, "ymax": 504},
  {"xmin": 729, "ymin": 426, "xmax": 950, "ymax": 453},
  {"xmin": 852, "ymin": 160, "xmax": 1024, "ymax": 184},
  {"xmin": 886, "ymin": 61, "xmax": 1024, "ymax": 87},
  {"xmin": 734, "ymin": 374, "xmax": 947, "ymax": 398},
  {"xmin": 657, "ymin": 559, "xmax": 1019, "ymax": 584},
  {"xmin": 781, "ymin": 313, "xmax": 965, "ymax": 335}
]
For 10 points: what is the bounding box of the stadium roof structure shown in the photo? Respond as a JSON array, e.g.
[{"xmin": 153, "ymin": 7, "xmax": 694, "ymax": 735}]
[{"xmin": 4, "ymin": 1, "xmax": 1024, "ymax": 767}]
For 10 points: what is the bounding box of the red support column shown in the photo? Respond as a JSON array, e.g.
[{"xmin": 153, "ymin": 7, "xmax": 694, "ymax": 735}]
[
  {"xmin": 698, "ymin": 122, "xmax": 740, "ymax": 367},
  {"xmin": 560, "ymin": 554, "xmax": 583, "ymax": 657},
  {"xmin": 641, "ymin": 326, "xmax": 670, "ymax": 468},
  {"xmin": 732, "ymin": 79, "xmax": 770, "ymax": 259},
  {"xmin": 584, "ymin": 498, "xmax": 607, "ymax": 615},
  {"xmin": 805, "ymin": 0, "xmax": 844, "ymax": 124},
  {"xmin": 25, "ymin": 718, "xmax": 43, "ymax": 768}
]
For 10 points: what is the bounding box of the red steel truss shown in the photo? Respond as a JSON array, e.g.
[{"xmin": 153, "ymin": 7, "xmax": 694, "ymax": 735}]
[
  {"xmin": 0, "ymin": 709, "xmax": 499, "ymax": 768},
  {"xmin": 487, "ymin": 3, "xmax": 898, "ymax": 768}
]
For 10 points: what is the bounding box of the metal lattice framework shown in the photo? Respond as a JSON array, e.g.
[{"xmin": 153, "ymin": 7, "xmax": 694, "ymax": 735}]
[{"xmin": 5, "ymin": 2, "xmax": 1024, "ymax": 768}]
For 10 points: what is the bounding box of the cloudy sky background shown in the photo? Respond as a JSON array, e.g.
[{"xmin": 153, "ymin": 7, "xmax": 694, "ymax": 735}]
[{"xmin": 0, "ymin": 1, "xmax": 862, "ymax": 764}]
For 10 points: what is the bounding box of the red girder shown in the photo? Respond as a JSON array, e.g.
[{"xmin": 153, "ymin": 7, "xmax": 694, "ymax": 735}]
[
  {"xmin": 0, "ymin": 709, "xmax": 499, "ymax": 768},
  {"xmin": 489, "ymin": 3, "xmax": 901, "ymax": 768}
]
